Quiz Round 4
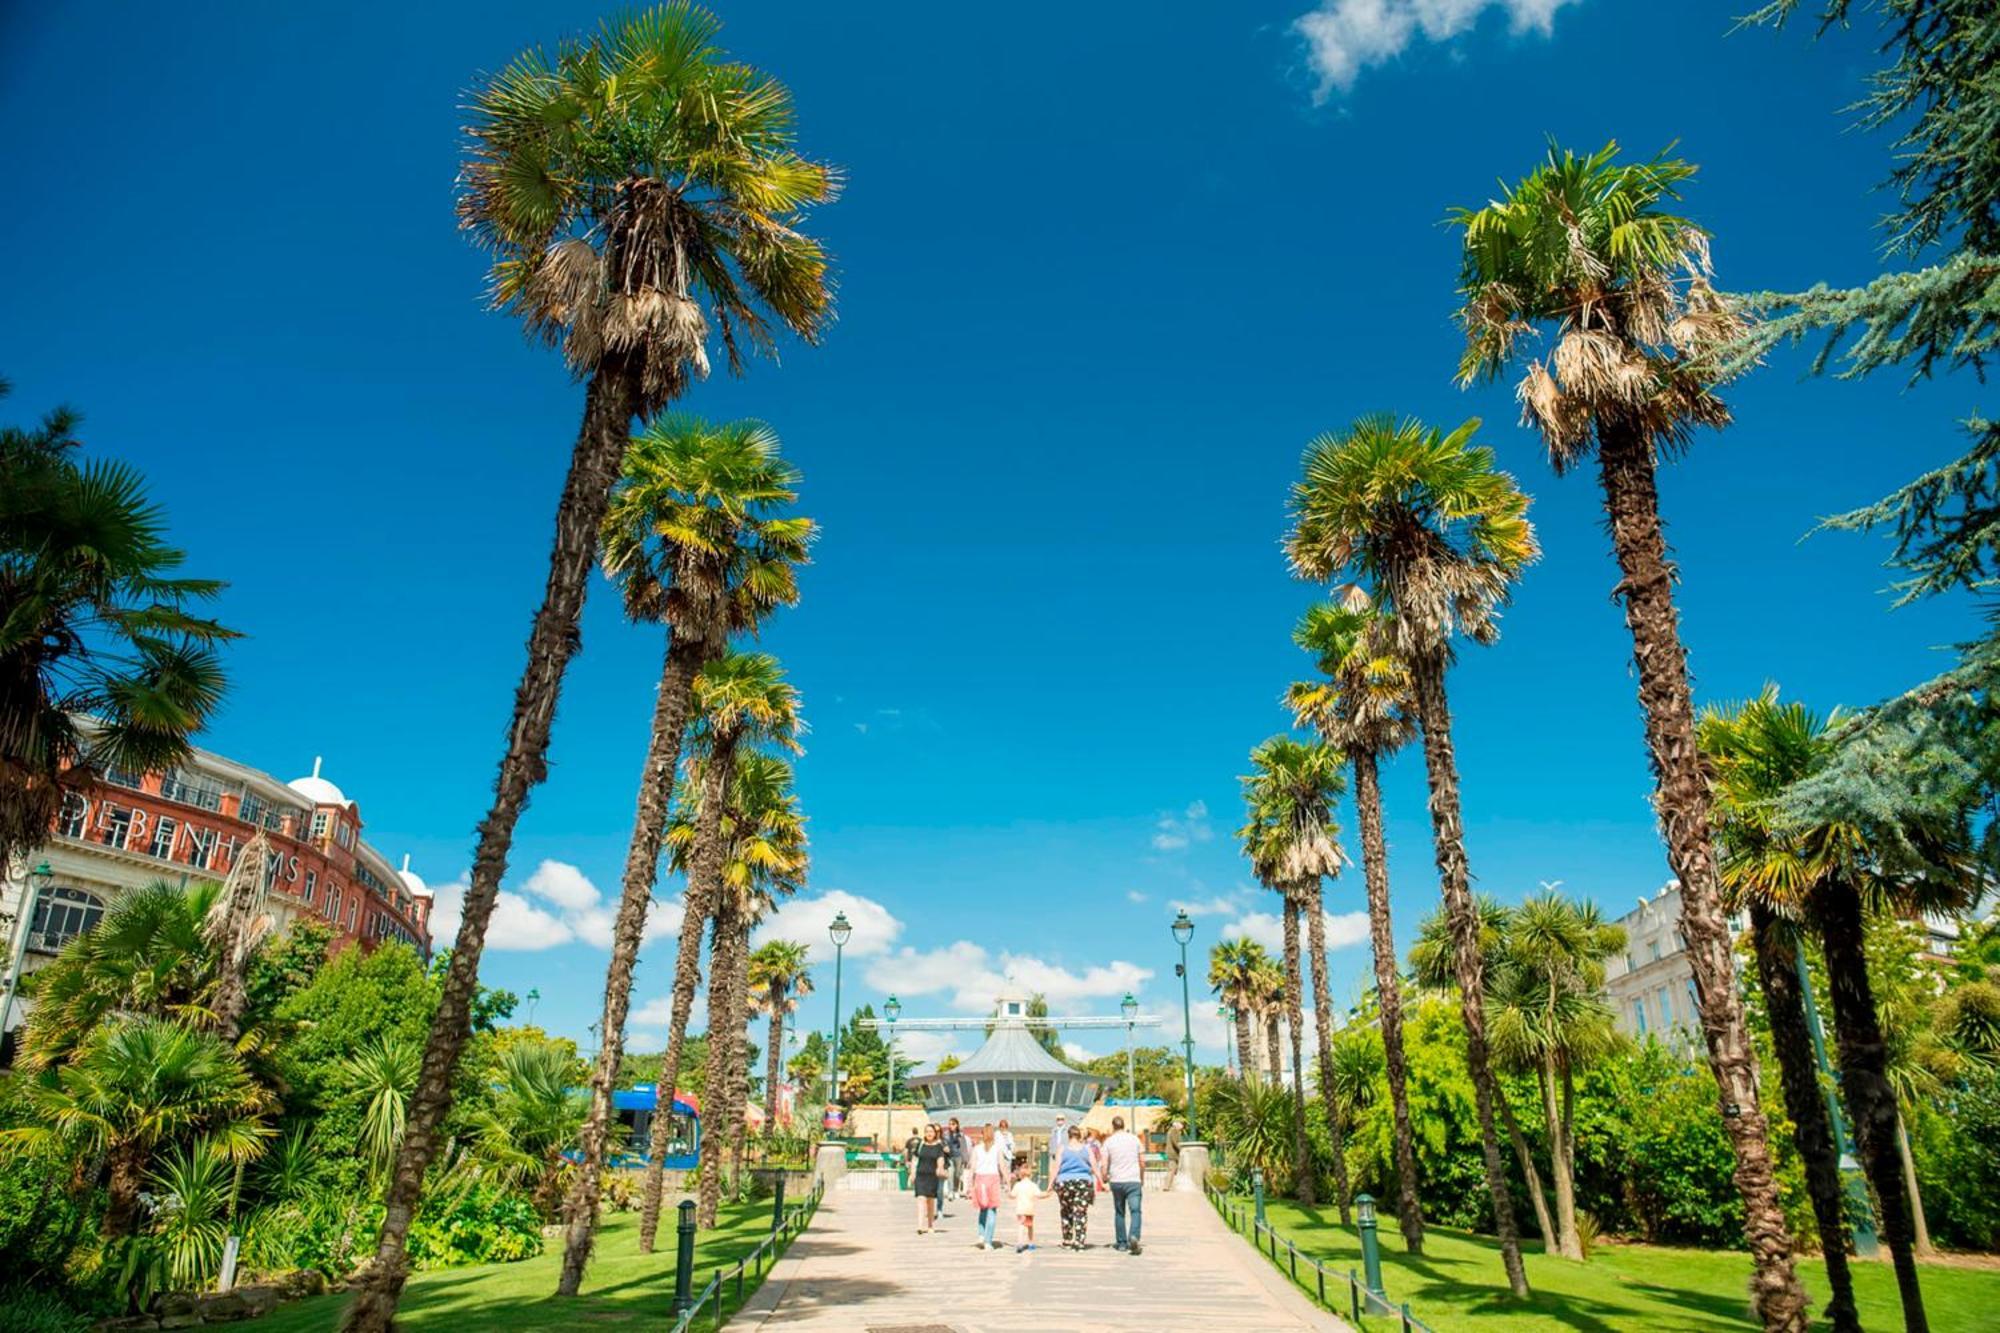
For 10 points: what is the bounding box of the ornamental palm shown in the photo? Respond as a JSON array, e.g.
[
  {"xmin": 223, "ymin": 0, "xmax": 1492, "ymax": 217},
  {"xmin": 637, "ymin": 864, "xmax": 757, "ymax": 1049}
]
[
  {"xmin": 1485, "ymin": 892, "xmax": 1624, "ymax": 1262},
  {"xmin": 1288, "ymin": 413, "xmax": 1537, "ymax": 1297},
  {"xmin": 3, "ymin": 1017, "xmax": 270, "ymax": 1240},
  {"xmin": 562, "ymin": 417, "xmax": 810, "ymax": 1285},
  {"xmin": 0, "ymin": 384, "xmax": 233, "ymax": 887},
  {"xmin": 1450, "ymin": 142, "xmax": 1808, "ymax": 1330},
  {"xmin": 358, "ymin": 10, "xmax": 835, "ymax": 1324},
  {"xmin": 1701, "ymin": 690, "xmax": 1971, "ymax": 1331},
  {"xmin": 475, "ymin": 1040, "xmax": 589, "ymax": 1218},
  {"xmin": 748, "ymin": 939, "xmax": 814, "ymax": 1129},
  {"xmin": 340, "ymin": 1035, "xmax": 421, "ymax": 1180},
  {"xmin": 668, "ymin": 670, "xmax": 805, "ymax": 1228},
  {"xmin": 1289, "ymin": 596, "xmax": 1425, "ymax": 1249},
  {"xmin": 1241, "ymin": 735, "xmax": 1352, "ymax": 1215},
  {"xmin": 1208, "ymin": 938, "xmax": 1269, "ymax": 1079}
]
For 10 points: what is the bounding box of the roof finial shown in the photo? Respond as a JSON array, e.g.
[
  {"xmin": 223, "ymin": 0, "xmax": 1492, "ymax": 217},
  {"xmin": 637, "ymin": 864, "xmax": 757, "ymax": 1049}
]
[
  {"xmin": 311, "ymin": 756, "xmax": 323, "ymax": 779},
  {"xmin": 401, "ymin": 852, "xmax": 411, "ymax": 873}
]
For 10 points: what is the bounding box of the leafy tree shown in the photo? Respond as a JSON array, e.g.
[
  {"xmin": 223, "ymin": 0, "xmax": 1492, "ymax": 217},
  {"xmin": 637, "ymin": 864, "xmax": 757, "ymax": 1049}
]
[
  {"xmin": 1290, "ymin": 594, "xmax": 1426, "ymax": 1250},
  {"xmin": 354, "ymin": 5, "xmax": 837, "ymax": 1323},
  {"xmin": 562, "ymin": 417, "xmax": 809, "ymax": 1288},
  {"xmin": 1288, "ymin": 412, "xmax": 1537, "ymax": 1297},
  {"xmin": 747, "ymin": 939, "xmax": 814, "ymax": 1129},
  {"xmin": 1078, "ymin": 1046, "xmax": 1183, "ymax": 1102},
  {"xmin": 0, "ymin": 381, "xmax": 233, "ymax": 884},
  {"xmin": 1207, "ymin": 938, "xmax": 1269, "ymax": 1079},
  {"xmin": 835, "ymin": 1005, "xmax": 918, "ymax": 1106},
  {"xmin": 1451, "ymin": 140, "xmax": 1808, "ymax": 1328},
  {"xmin": 788, "ymin": 1029, "xmax": 831, "ymax": 1104}
]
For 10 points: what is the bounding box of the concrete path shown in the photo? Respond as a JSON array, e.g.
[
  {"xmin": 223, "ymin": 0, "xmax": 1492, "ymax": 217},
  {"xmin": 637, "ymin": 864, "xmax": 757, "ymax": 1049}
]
[{"xmin": 735, "ymin": 1184, "xmax": 1349, "ymax": 1332}]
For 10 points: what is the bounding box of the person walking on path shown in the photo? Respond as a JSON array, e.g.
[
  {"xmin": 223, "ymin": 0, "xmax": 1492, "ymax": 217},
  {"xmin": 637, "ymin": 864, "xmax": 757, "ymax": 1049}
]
[
  {"xmin": 1103, "ymin": 1115, "xmax": 1145, "ymax": 1255},
  {"xmin": 911, "ymin": 1123, "xmax": 947, "ymax": 1233},
  {"xmin": 1011, "ymin": 1160, "xmax": 1048, "ymax": 1252},
  {"xmin": 1049, "ymin": 1125, "xmax": 1103, "ymax": 1249},
  {"xmin": 995, "ymin": 1118, "xmax": 1016, "ymax": 1175},
  {"xmin": 967, "ymin": 1123, "xmax": 1006, "ymax": 1251},
  {"xmin": 942, "ymin": 1118, "xmax": 966, "ymax": 1203}
]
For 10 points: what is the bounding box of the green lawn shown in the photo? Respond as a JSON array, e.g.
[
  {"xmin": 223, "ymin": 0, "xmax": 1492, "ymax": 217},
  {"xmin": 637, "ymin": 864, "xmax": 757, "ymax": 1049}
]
[
  {"xmin": 1234, "ymin": 1198, "xmax": 2000, "ymax": 1332},
  {"xmin": 256, "ymin": 1201, "xmax": 794, "ymax": 1332}
]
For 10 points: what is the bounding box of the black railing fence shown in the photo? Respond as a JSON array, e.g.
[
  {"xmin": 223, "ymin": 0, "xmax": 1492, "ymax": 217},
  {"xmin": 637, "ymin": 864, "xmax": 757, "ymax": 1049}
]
[
  {"xmin": 667, "ymin": 1174, "xmax": 825, "ymax": 1333},
  {"xmin": 1206, "ymin": 1184, "xmax": 1435, "ymax": 1333}
]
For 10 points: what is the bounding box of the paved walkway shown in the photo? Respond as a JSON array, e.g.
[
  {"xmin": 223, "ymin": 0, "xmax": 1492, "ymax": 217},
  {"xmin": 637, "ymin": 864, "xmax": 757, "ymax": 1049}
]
[{"xmin": 736, "ymin": 1183, "xmax": 1348, "ymax": 1332}]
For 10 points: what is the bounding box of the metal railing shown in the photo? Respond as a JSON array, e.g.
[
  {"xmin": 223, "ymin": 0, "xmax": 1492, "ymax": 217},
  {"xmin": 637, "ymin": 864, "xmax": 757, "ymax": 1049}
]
[
  {"xmin": 1206, "ymin": 1184, "xmax": 1434, "ymax": 1332},
  {"xmin": 668, "ymin": 1175, "xmax": 825, "ymax": 1333}
]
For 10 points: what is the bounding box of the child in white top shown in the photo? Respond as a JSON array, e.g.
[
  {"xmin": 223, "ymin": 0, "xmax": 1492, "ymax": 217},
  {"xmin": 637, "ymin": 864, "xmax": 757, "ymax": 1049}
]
[{"xmin": 1010, "ymin": 1163, "xmax": 1047, "ymax": 1252}]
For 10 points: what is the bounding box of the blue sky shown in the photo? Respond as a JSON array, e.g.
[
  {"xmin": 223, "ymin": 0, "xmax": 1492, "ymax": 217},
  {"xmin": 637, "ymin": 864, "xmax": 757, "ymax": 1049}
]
[{"xmin": 2, "ymin": 1, "xmax": 1983, "ymax": 1071}]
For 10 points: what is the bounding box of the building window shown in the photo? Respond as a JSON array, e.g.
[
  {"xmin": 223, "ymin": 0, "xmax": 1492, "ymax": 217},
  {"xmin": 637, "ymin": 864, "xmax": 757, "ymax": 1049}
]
[
  {"xmin": 103, "ymin": 766, "xmax": 144, "ymax": 791},
  {"xmin": 335, "ymin": 820, "xmax": 355, "ymax": 850},
  {"xmin": 1658, "ymin": 987, "xmax": 1674, "ymax": 1027},
  {"xmin": 976, "ymin": 1079, "xmax": 995, "ymax": 1104},
  {"xmin": 303, "ymin": 870, "xmax": 317, "ymax": 907},
  {"xmin": 30, "ymin": 886, "xmax": 106, "ymax": 952},
  {"xmin": 310, "ymin": 812, "xmax": 329, "ymax": 842},
  {"xmin": 347, "ymin": 902, "xmax": 357, "ymax": 930},
  {"xmin": 1034, "ymin": 1078, "xmax": 1054, "ymax": 1104},
  {"xmin": 97, "ymin": 804, "xmax": 133, "ymax": 849},
  {"xmin": 327, "ymin": 888, "xmax": 342, "ymax": 922},
  {"xmin": 239, "ymin": 792, "xmax": 266, "ymax": 826},
  {"xmin": 184, "ymin": 826, "xmax": 218, "ymax": 870},
  {"xmin": 1686, "ymin": 979, "xmax": 1699, "ymax": 1020},
  {"xmin": 1634, "ymin": 1001, "xmax": 1648, "ymax": 1036},
  {"xmin": 150, "ymin": 815, "xmax": 177, "ymax": 860},
  {"xmin": 1647, "ymin": 940, "xmax": 1662, "ymax": 962},
  {"xmin": 161, "ymin": 771, "xmax": 223, "ymax": 812},
  {"xmin": 57, "ymin": 793, "xmax": 88, "ymax": 839}
]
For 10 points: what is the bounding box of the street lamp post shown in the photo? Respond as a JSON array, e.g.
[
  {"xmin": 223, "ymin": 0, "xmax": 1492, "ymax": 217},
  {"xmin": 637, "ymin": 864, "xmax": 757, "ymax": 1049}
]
[
  {"xmin": 883, "ymin": 994, "xmax": 902, "ymax": 1159},
  {"xmin": 1121, "ymin": 991, "xmax": 1139, "ymax": 1101},
  {"xmin": 0, "ymin": 860, "xmax": 55, "ymax": 1058},
  {"xmin": 1795, "ymin": 940, "xmax": 1881, "ymax": 1257},
  {"xmin": 828, "ymin": 911, "xmax": 851, "ymax": 1118},
  {"xmin": 1219, "ymin": 1003, "xmax": 1236, "ymax": 1078},
  {"xmin": 1171, "ymin": 910, "xmax": 1197, "ymax": 1140}
]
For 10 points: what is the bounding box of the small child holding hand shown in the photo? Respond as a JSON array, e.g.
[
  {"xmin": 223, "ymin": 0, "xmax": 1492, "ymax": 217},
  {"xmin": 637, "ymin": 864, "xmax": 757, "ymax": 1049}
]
[{"xmin": 1010, "ymin": 1162, "xmax": 1047, "ymax": 1252}]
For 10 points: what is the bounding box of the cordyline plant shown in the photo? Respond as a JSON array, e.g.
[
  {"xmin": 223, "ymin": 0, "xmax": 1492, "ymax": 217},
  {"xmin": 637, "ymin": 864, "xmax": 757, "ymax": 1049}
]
[{"xmin": 341, "ymin": 7, "xmax": 835, "ymax": 1330}]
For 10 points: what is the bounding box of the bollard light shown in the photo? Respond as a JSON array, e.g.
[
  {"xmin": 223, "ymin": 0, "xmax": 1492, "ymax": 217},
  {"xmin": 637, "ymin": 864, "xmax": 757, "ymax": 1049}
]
[{"xmin": 1355, "ymin": 1191, "xmax": 1384, "ymax": 1299}]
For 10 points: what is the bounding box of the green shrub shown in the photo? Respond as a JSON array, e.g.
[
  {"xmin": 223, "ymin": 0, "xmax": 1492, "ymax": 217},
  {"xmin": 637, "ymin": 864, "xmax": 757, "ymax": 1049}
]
[
  {"xmin": 406, "ymin": 1183, "xmax": 543, "ymax": 1269},
  {"xmin": 0, "ymin": 1287, "xmax": 93, "ymax": 1333}
]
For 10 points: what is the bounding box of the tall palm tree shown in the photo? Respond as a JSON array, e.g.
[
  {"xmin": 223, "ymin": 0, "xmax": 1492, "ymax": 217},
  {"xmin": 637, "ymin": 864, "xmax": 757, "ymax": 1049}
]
[
  {"xmin": 1700, "ymin": 690, "xmax": 1970, "ymax": 1332},
  {"xmin": 1290, "ymin": 596, "xmax": 1425, "ymax": 1250},
  {"xmin": 560, "ymin": 417, "xmax": 810, "ymax": 1287},
  {"xmin": 1485, "ymin": 892, "xmax": 1624, "ymax": 1261},
  {"xmin": 1237, "ymin": 769, "xmax": 1311, "ymax": 1204},
  {"xmin": 1255, "ymin": 958, "xmax": 1286, "ymax": 1087},
  {"xmin": 353, "ymin": 11, "xmax": 835, "ymax": 1325},
  {"xmin": 1410, "ymin": 899, "xmax": 1556, "ymax": 1248},
  {"xmin": 1241, "ymin": 735, "xmax": 1353, "ymax": 1217},
  {"xmin": 1, "ymin": 382, "xmax": 234, "ymax": 884},
  {"xmin": 676, "ymin": 740, "xmax": 808, "ymax": 1216},
  {"xmin": 1450, "ymin": 142, "xmax": 1805, "ymax": 1328},
  {"xmin": 1288, "ymin": 413, "xmax": 1537, "ymax": 1296},
  {"xmin": 671, "ymin": 660, "xmax": 804, "ymax": 1227},
  {"xmin": 1208, "ymin": 939, "xmax": 1268, "ymax": 1079},
  {"xmin": 748, "ymin": 939, "xmax": 814, "ymax": 1129},
  {"xmin": 3, "ymin": 1016, "xmax": 269, "ymax": 1240}
]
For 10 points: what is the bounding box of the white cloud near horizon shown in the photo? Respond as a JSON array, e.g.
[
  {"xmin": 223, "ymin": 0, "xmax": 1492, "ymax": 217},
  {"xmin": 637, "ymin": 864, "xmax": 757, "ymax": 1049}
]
[
  {"xmin": 864, "ymin": 941, "xmax": 1153, "ymax": 1016},
  {"xmin": 751, "ymin": 889, "xmax": 904, "ymax": 964},
  {"xmin": 1294, "ymin": 0, "xmax": 1581, "ymax": 100},
  {"xmin": 426, "ymin": 859, "xmax": 685, "ymax": 954}
]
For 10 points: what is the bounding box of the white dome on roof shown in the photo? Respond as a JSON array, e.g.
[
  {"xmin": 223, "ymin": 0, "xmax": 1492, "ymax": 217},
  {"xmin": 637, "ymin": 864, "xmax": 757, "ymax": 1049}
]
[
  {"xmin": 398, "ymin": 853, "xmax": 430, "ymax": 899},
  {"xmin": 287, "ymin": 756, "xmax": 348, "ymax": 808}
]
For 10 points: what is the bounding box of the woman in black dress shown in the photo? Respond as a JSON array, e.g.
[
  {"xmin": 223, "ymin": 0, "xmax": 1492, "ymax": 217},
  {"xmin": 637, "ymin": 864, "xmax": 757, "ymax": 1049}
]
[{"xmin": 912, "ymin": 1122, "xmax": 947, "ymax": 1233}]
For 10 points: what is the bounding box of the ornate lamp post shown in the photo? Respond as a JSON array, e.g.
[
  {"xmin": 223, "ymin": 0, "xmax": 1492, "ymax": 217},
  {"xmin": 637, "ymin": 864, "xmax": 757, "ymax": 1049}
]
[
  {"xmin": 828, "ymin": 911, "xmax": 852, "ymax": 1115},
  {"xmin": 0, "ymin": 860, "xmax": 55, "ymax": 1055},
  {"xmin": 1171, "ymin": 909, "xmax": 1197, "ymax": 1140},
  {"xmin": 1120, "ymin": 991, "xmax": 1139, "ymax": 1101},
  {"xmin": 883, "ymin": 993, "xmax": 902, "ymax": 1156}
]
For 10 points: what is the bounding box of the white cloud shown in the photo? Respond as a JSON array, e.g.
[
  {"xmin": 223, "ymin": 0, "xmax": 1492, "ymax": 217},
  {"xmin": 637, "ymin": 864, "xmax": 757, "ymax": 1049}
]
[
  {"xmin": 751, "ymin": 889, "xmax": 904, "ymax": 963},
  {"xmin": 1293, "ymin": 0, "xmax": 1581, "ymax": 100},
  {"xmin": 1169, "ymin": 894, "xmax": 1241, "ymax": 918},
  {"xmin": 424, "ymin": 859, "xmax": 684, "ymax": 954},
  {"xmin": 1126, "ymin": 890, "xmax": 1149, "ymax": 904},
  {"xmin": 893, "ymin": 1029, "xmax": 964, "ymax": 1073},
  {"xmin": 865, "ymin": 942, "xmax": 1153, "ymax": 1016},
  {"xmin": 1223, "ymin": 908, "xmax": 1370, "ymax": 954},
  {"xmin": 1151, "ymin": 799, "xmax": 1214, "ymax": 852}
]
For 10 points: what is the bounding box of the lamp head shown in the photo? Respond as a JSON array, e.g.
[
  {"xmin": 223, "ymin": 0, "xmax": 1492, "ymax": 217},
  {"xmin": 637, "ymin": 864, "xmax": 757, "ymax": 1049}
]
[
  {"xmin": 883, "ymin": 994, "xmax": 901, "ymax": 1023},
  {"xmin": 1355, "ymin": 1192, "xmax": 1377, "ymax": 1225},
  {"xmin": 828, "ymin": 911, "xmax": 852, "ymax": 947},
  {"xmin": 1170, "ymin": 910, "xmax": 1194, "ymax": 945},
  {"xmin": 1121, "ymin": 992, "xmax": 1138, "ymax": 1022}
]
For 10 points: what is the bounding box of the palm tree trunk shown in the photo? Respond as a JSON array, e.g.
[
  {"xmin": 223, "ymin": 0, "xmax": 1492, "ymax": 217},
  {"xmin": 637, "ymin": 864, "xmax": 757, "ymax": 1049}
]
[
  {"xmin": 1594, "ymin": 420, "xmax": 1806, "ymax": 1331},
  {"xmin": 556, "ymin": 637, "xmax": 700, "ymax": 1295},
  {"xmin": 1264, "ymin": 1010, "xmax": 1282, "ymax": 1087},
  {"xmin": 1495, "ymin": 1079, "xmax": 1555, "ymax": 1244},
  {"xmin": 1281, "ymin": 894, "xmax": 1314, "ymax": 1205},
  {"xmin": 1304, "ymin": 880, "xmax": 1352, "ymax": 1224},
  {"xmin": 726, "ymin": 930, "xmax": 752, "ymax": 1198},
  {"xmin": 1819, "ymin": 880, "xmax": 1929, "ymax": 1332},
  {"xmin": 1750, "ymin": 905, "xmax": 1861, "ymax": 1333},
  {"xmin": 343, "ymin": 361, "xmax": 637, "ymax": 1333},
  {"xmin": 1407, "ymin": 653, "xmax": 1529, "ymax": 1296},
  {"xmin": 1353, "ymin": 751, "xmax": 1424, "ymax": 1252},
  {"xmin": 102, "ymin": 1141, "xmax": 147, "ymax": 1240},
  {"xmin": 637, "ymin": 731, "xmax": 737, "ymax": 1250},
  {"xmin": 1540, "ymin": 1054, "xmax": 1581, "ymax": 1259},
  {"xmin": 207, "ymin": 831, "xmax": 270, "ymax": 1043},
  {"xmin": 1896, "ymin": 1111, "xmax": 1934, "ymax": 1257},
  {"xmin": 697, "ymin": 897, "xmax": 750, "ymax": 1227},
  {"xmin": 765, "ymin": 984, "xmax": 787, "ymax": 1131},
  {"xmin": 1234, "ymin": 1007, "xmax": 1255, "ymax": 1081}
]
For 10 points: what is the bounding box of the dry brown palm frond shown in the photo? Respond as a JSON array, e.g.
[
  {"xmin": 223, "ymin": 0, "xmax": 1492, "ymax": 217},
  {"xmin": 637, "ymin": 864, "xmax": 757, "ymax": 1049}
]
[
  {"xmin": 1279, "ymin": 832, "xmax": 1347, "ymax": 884},
  {"xmin": 1619, "ymin": 276, "xmax": 1674, "ymax": 348}
]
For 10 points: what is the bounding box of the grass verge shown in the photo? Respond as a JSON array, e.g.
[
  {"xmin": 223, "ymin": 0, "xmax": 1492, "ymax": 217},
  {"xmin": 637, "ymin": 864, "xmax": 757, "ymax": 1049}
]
[
  {"xmin": 255, "ymin": 1199, "xmax": 798, "ymax": 1332},
  {"xmin": 1221, "ymin": 1194, "xmax": 2000, "ymax": 1331}
]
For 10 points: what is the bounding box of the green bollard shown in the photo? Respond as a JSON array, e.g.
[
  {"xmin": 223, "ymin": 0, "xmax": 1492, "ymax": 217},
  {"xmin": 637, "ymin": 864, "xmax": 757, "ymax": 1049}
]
[
  {"xmin": 771, "ymin": 1172, "xmax": 786, "ymax": 1233},
  {"xmin": 1252, "ymin": 1168, "xmax": 1267, "ymax": 1229},
  {"xmin": 671, "ymin": 1200, "xmax": 697, "ymax": 1315},
  {"xmin": 1356, "ymin": 1192, "xmax": 1385, "ymax": 1300}
]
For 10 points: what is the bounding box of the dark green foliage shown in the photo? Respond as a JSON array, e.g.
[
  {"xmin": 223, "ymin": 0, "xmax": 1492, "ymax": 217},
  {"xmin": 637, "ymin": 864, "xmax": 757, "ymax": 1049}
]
[
  {"xmin": 406, "ymin": 1182, "xmax": 543, "ymax": 1269},
  {"xmin": 1077, "ymin": 1045, "xmax": 1184, "ymax": 1101},
  {"xmin": 1911, "ymin": 1066, "xmax": 2000, "ymax": 1249}
]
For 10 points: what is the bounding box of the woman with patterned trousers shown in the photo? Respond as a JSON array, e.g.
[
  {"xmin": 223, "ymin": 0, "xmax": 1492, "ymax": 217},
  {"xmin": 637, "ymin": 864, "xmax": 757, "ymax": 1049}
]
[{"xmin": 1048, "ymin": 1125, "xmax": 1102, "ymax": 1249}]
